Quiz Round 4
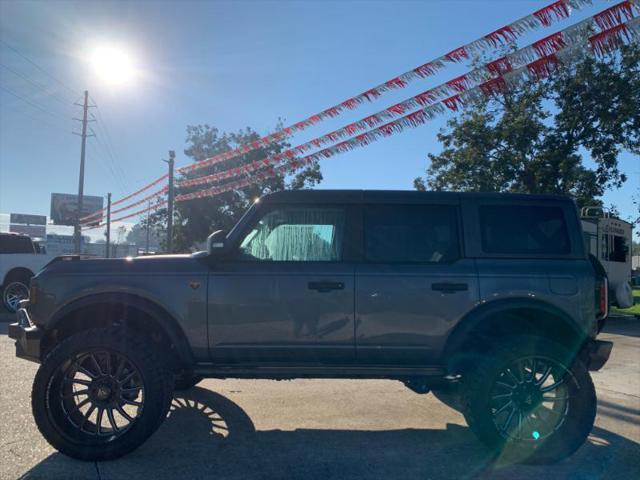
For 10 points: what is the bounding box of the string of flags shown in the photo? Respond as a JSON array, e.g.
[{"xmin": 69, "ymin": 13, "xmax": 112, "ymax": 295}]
[{"xmin": 81, "ymin": 0, "xmax": 640, "ymax": 229}]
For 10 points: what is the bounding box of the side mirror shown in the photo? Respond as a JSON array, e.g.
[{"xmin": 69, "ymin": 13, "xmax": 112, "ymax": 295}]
[{"xmin": 207, "ymin": 230, "xmax": 227, "ymax": 254}]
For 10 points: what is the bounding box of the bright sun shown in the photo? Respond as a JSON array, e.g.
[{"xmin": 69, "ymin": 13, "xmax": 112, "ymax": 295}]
[{"xmin": 91, "ymin": 46, "xmax": 136, "ymax": 85}]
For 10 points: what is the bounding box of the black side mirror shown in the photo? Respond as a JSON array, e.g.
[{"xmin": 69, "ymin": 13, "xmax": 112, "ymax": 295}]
[{"xmin": 207, "ymin": 230, "xmax": 227, "ymax": 254}]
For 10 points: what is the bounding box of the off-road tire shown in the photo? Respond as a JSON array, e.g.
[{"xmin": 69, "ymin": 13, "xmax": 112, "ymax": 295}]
[
  {"xmin": 174, "ymin": 372, "xmax": 203, "ymax": 391},
  {"xmin": 461, "ymin": 336, "xmax": 596, "ymax": 464},
  {"xmin": 32, "ymin": 327, "xmax": 173, "ymax": 461}
]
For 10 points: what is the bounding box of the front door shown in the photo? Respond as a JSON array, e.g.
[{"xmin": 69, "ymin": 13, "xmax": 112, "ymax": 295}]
[
  {"xmin": 208, "ymin": 204, "xmax": 356, "ymax": 364},
  {"xmin": 355, "ymin": 202, "xmax": 479, "ymax": 365}
]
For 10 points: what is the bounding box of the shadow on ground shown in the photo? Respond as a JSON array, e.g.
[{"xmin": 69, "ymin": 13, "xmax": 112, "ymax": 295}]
[{"xmin": 18, "ymin": 387, "xmax": 640, "ymax": 480}]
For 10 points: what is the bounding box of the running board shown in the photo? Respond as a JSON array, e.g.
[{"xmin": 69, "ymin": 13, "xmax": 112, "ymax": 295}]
[{"xmin": 193, "ymin": 364, "xmax": 446, "ymax": 380}]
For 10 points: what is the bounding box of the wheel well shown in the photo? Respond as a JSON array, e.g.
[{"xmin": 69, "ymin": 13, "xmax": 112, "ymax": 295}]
[
  {"xmin": 444, "ymin": 306, "xmax": 585, "ymax": 372},
  {"xmin": 3, "ymin": 267, "xmax": 34, "ymax": 286},
  {"xmin": 41, "ymin": 302, "xmax": 190, "ymax": 372}
]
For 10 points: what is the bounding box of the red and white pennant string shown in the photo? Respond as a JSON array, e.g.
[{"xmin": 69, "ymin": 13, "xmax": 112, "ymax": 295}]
[
  {"xmin": 176, "ymin": 3, "xmax": 639, "ymax": 190},
  {"xmin": 174, "ymin": 16, "xmax": 640, "ymax": 203},
  {"xmin": 177, "ymin": 0, "xmax": 595, "ymax": 176}
]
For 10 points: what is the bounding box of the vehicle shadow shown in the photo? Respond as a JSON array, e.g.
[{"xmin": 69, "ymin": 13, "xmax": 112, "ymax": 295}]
[
  {"xmin": 19, "ymin": 387, "xmax": 640, "ymax": 480},
  {"xmin": 602, "ymin": 315, "xmax": 640, "ymax": 338}
]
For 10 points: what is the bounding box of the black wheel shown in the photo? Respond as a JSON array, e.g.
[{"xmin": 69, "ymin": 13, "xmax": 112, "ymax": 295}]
[
  {"xmin": 174, "ymin": 372, "xmax": 203, "ymax": 390},
  {"xmin": 461, "ymin": 336, "xmax": 596, "ymax": 464},
  {"xmin": 2, "ymin": 279, "xmax": 29, "ymax": 313},
  {"xmin": 32, "ymin": 328, "xmax": 174, "ymax": 461}
]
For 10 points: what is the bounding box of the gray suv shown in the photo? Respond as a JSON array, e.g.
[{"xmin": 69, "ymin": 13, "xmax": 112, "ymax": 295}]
[{"xmin": 9, "ymin": 190, "xmax": 612, "ymax": 463}]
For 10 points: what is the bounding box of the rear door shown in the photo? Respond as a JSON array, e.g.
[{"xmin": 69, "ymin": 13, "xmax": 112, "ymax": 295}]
[
  {"xmin": 355, "ymin": 197, "xmax": 479, "ymax": 365},
  {"xmin": 207, "ymin": 203, "xmax": 357, "ymax": 364}
]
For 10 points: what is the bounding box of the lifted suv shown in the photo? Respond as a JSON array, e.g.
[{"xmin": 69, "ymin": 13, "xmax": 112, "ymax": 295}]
[{"xmin": 9, "ymin": 190, "xmax": 612, "ymax": 463}]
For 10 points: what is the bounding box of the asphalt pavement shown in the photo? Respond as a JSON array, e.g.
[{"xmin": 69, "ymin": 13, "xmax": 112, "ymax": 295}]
[{"xmin": 0, "ymin": 311, "xmax": 638, "ymax": 480}]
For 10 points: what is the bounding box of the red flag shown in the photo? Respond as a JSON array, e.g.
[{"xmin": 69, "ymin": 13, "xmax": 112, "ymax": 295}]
[
  {"xmin": 486, "ymin": 56, "xmax": 513, "ymax": 76},
  {"xmin": 532, "ymin": 31, "xmax": 566, "ymax": 56},
  {"xmin": 594, "ymin": 1, "xmax": 634, "ymax": 30},
  {"xmin": 533, "ymin": 0, "xmax": 570, "ymax": 27},
  {"xmin": 445, "ymin": 46, "xmax": 468, "ymax": 62}
]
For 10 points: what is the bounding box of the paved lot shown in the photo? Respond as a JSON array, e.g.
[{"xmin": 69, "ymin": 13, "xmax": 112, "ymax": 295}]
[{"xmin": 0, "ymin": 312, "xmax": 638, "ymax": 480}]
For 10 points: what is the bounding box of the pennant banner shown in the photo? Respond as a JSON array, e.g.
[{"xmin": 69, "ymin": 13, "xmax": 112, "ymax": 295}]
[
  {"xmin": 177, "ymin": 4, "xmax": 639, "ymax": 190},
  {"xmin": 175, "ymin": 17, "xmax": 640, "ymax": 203},
  {"xmin": 80, "ymin": 174, "xmax": 169, "ymax": 222},
  {"xmin": 83, "ymin": 199, "xmax": 168, "ymax": 230},
  {"xmin": 176, "ymin": 0, "xmax": 597, "ymax": 176}
]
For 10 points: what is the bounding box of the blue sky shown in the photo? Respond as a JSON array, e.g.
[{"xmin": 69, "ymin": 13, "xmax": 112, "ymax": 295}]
[{"xmin": 0, "ymin": 0, "xmax": 638, "ymax": 241}]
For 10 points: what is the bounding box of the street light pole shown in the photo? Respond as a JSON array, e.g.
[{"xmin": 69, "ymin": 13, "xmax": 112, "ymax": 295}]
[
  {"xmin": 105, "ymin": 192, "xmax": 111, "ymax": 258},
  {"xmin": 164, "ymin": 150, "xmax": 175, "ymax": 253}
]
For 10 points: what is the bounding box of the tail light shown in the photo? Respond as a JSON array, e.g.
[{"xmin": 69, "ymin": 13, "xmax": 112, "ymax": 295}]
[{"xmin": 596, "ymin": 277, "xmax": 608, "ymax": 321}]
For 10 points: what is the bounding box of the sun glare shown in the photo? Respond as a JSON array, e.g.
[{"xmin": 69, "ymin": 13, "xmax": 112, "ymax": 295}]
[{"xmin": 91, "ymin": 45, "xmax": 136, "ymax": 85}]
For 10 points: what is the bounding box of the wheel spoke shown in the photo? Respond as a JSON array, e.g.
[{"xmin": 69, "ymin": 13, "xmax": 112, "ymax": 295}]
[
  {"xmin": 494, "ymin": 400, "xmax": 514, "ymax": 416},
  {"xmin": 540, "ymin": 377, "xmax": 564, "ymax": 393},
  {"xmin": 496, "ymin": 381, "xmax": 516, "ymax": 390},
  {"xmin": 103, "ymin": 352, "xmax": 112, "ymax": 376},
  {"xmin": 121, "ymin": 386, "xmax": 142, "ymax": 394},
  {"xmin": 122, "ymin": 398, "xmax": 142, "ymax": 407},
  {"xmin": 536, "ymin": 365, "xmax": 553, "ymax": 386},
  {"xmin": 89, "ymin": 354, "xmax": 104, "ymax": 376},
  {"xmin": 73, "ymin": 362, "xmax": 97, "ymax": 380},
  {"xmin": 96, "ymin": 408, "xmax": 104, "ymax": 435},
  {"xmin": 501, "ymin": 407, "xmax": 516, "ymax": 432},
  {"xmin": 70, "ymin": 397, "xmax": 91, "ymax": 413},
  {"xmin": 65, "ymin": 377, "xmax": 92, "ymax": 387},
  {"xmin": 506, "ymin": 368, "xmax": 520, "ymax": 385},
  {"xmin": 542, "ymin": 395, "xmax": 569, "ymax": 401},
  {"xmin": 491, "ymin": 392, "xmax": 513, "ymax": 400},
  {"xmin": 114, "ymin": 356, "xmax": 126, "ymax": 379},
  {"xmin": 116, "ymin": 404, "xmax": 134, "ymax": 422},
  {"xmin": 119, "ymin": 370, "xmax": 137, "ymax": 386},
  {"xmin": 79, "ymin": 405, "xmax": 96, "ymax": 431},
  {"xmin": 61, "ymin": 389, "xmax": 89, "ymax": 399},
  {"xmin": 107, "ymin": 408, "xmax": 119, "ymax": 432}
]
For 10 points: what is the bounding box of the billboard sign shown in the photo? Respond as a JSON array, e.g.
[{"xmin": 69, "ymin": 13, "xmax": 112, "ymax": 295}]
[
  {"xmin": 50, "ymin": 193, "xmax": 103, "ymax": 226},
  {"xmin": 9, "ymin": 224, "xmax": 46, "ymax": 238},
  {"xmin": 10, "ymin": 213, "xmax": 47, "ymax": 226}
]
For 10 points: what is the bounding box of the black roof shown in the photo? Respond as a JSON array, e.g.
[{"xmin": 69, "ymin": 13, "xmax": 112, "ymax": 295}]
[{"xmin": 260, "ymin": 189, "xmax": 574, "ymax": 205}]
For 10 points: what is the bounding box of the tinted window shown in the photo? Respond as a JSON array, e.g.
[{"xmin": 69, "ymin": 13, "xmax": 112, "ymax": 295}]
[
  {"xmin": 238, "ymin": 207, "xmax": 345, "ymax": 262},
  {"xmin": 0, "ymin": 234, "xmax": 35, "ymax": 254},
  {"xmin": 364, "ymin": 205, "xmax": 459, "ymax": 263},
  {"xmin": 479, "ymin": 206, "xmax": 570, "ymax": 255},
  {"xmin": 608, "ymin": 235, "xmax": 628, "ymax": 263}
]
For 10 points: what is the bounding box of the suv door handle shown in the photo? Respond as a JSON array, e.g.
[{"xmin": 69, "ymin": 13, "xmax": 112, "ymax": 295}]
[
  {"xmin": 308, "ymin": 281, "xmax": 345, "ymax": 292},
  {"xmin": 431, "ymin": 282, "xmax": 468, "ymax": 293}
]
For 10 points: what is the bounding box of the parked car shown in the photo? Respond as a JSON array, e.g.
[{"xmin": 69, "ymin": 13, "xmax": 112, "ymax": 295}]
[
  {"xmin": 9, "ymin": 190, "xmax": 612, "ymax": 463},
  {"xmin": 0, "ymin": 232, "xmax": 54, "ymax": 312}
]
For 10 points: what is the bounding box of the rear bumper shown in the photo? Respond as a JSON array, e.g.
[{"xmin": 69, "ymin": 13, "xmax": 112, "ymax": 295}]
[
  {"xmin": 584, "ymin": 339, "xmax": 613, "ymax": 371},
  {"xmin": 8, "ymin": 306, "xmax": 42, "ymax": 363}
]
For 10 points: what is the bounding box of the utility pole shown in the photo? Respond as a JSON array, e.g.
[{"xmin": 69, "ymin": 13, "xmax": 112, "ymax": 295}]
[
  {"xmin": 73, "ymin": 90, "xmax": 91, "ymax": 254},
  {"xmin": 163, "ymin": 150, "xmax": 175, "ymax": 253},
  {"xmin": 146, "ymin": 200, "xmax": 151, "ymax": 254},
  {"xmin": 105, "ymin": 193, "xmax": 112, "ymax": 258}
]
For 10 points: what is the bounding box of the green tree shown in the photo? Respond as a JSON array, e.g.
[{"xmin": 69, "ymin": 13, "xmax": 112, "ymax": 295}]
[
  {"xmin": 414, "ymin": 45, "xmax": 640, "ymax": 207},
  {"xmin": 151, "ymin": 123, "xmax": 322, "ymax": 252}
]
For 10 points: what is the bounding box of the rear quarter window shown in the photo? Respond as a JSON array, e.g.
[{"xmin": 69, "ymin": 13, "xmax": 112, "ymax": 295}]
[
  {"xmin": 479, "ymin": 205, "xmax": 570, "ymax": 255},
  {"xmin": 0, "ymin": 235, "xmax": 35, "ymax": 254}
]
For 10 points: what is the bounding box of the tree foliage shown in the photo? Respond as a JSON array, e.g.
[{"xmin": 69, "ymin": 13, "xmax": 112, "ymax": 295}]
[
  {"xmin": 150, "ymin": 123, "xmax": 322, "ymax": 252},
  {"xmin": 415, "ymin": 45, "xmax": 640, "ymax": 207}
]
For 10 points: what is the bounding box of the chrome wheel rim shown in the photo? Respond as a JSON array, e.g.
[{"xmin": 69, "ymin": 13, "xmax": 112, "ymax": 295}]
[
  {"xmin": 3, "ymin": 281, "xmax": 29, "ymax": 311},
  {"xmin": 49, "ymin": 350, "xmax": 145, "ymax": 442},
  {"xmin": 490, "ymin": 356, "xmax": 574, "ymax": 442}
]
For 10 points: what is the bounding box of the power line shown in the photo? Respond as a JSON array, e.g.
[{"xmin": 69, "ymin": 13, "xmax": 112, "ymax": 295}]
[
  {"xmin": 0, "ymin": 85, "xmax": 71, "ymax": 122},
  {"xmin": 0, "ymin": 40, "xmax": 80, "ymax": 98},
  {"xmin": 0, "ymin": 62, "xmax": 76, "ymax": 110},
  {"xmin": 91, "ymin": 98, "xmax": 131, "ymax": 191}
]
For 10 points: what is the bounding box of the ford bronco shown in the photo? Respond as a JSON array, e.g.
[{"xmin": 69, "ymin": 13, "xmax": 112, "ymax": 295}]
[{"xmin": 9, "ymin": 190, "xmax": 612, "ymax": 463}]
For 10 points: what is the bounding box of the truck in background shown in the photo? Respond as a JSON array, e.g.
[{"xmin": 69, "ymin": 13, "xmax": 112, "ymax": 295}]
[
  {"xmin": 0, "ymin": 233, "xmax": 55, "ymax": 312},
  {"xmin": 581, "ymin": 207, "xmax": 634, "ymax": 308}
]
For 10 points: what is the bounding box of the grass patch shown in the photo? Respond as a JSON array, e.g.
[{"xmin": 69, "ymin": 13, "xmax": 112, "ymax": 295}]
[{"xmin": 611, "ymin": 287, "xmax": 640, "ymax": 316}]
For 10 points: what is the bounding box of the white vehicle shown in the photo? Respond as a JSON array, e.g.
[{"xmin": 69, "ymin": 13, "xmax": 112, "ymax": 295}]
[
  {"xmin": 0, "ymin": 233, "xmax": 55, "ymax": 312},
  {"xmin": 581, "ymin": 207, "xmax": 634, "ymax": 308}
]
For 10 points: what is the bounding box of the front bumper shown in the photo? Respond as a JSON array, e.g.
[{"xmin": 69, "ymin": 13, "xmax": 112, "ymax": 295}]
[
  {"xmin": 584, "ymin": 339, "xmax": 613, "ymax": 371},
  {"xmin": 8, "ymin": 305, "xmax": 42, "ymax": 363}
]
